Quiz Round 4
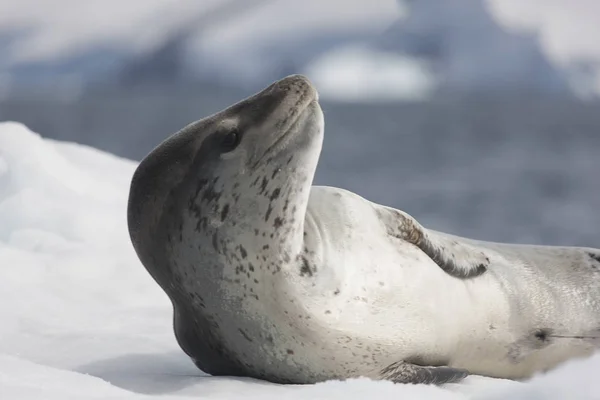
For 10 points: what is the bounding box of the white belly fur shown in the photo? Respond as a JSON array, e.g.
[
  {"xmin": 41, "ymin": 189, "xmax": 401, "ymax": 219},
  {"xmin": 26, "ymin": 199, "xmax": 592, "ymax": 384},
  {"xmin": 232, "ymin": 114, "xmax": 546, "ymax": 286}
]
[{"xmin": 288, "ymin": 186, "xmax": 600, "ymax": 380}]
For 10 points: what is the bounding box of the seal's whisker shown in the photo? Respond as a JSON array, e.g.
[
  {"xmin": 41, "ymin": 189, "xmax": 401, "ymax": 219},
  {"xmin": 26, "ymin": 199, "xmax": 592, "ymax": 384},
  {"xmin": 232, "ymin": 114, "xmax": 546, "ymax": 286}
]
[{"xmin": 547, "ymin": 335, "xmax": 600, "ymax": 340}]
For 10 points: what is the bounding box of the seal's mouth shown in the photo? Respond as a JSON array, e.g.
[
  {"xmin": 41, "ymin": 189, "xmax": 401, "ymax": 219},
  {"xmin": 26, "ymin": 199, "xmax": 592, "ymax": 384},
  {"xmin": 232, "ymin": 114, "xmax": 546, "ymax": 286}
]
[
  {"xmin": 252, "ymin": 98, "xmax": 318, "ymax": 168},
  {"xmin": 266, "ymin": 101, "xmax": 314, "ymax": 154}
]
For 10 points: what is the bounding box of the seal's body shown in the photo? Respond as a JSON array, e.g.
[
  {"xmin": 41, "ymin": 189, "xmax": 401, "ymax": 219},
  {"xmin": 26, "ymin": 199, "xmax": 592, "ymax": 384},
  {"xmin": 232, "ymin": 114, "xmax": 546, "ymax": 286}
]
[{"xmin": 127, "ymin": 75, "xmax": 600, "ymax": 385}]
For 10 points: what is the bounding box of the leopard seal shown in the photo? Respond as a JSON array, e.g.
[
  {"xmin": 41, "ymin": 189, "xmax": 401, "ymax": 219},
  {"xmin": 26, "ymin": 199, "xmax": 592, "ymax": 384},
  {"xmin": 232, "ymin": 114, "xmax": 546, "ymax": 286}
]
[{"xmin": 127, "ymin": 74, "xmax": 600, "ymax": 385}]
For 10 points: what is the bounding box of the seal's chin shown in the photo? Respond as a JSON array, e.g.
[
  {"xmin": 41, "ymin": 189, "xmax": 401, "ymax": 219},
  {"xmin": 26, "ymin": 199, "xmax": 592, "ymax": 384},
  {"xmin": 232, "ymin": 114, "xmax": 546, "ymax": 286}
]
[{"xmin": 255, "ymin": 99, "xmax": 323, "ymax": 167}]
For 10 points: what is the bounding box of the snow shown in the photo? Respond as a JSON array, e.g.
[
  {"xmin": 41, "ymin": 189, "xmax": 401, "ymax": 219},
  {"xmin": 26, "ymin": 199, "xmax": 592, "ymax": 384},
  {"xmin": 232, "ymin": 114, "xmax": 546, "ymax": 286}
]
[{"xmin": 1, "ymin": 120, "xmax": 600, "ymax": 399}]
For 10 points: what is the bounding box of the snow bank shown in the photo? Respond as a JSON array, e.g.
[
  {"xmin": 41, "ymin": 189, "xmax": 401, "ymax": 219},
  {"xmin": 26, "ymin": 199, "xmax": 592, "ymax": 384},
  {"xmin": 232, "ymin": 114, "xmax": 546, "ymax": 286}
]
[{"xmin": 1, "ymin": 120, "xmax": 599, "ymax": 399}]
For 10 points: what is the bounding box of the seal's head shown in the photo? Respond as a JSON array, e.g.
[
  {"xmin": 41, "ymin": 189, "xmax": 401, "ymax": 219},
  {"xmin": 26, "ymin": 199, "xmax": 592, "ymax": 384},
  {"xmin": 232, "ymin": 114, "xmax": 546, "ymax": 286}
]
[{"xmin": 127, "ymin": 75, "xmax": 324, "ymax": 377}]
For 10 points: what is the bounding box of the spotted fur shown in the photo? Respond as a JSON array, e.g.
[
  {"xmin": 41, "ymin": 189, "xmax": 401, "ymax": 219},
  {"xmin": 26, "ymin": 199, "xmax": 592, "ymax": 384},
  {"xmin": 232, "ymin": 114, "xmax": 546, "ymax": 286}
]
[{"xmin": 128, "ymin": 74, "xmax": 600, "ymax": 386}]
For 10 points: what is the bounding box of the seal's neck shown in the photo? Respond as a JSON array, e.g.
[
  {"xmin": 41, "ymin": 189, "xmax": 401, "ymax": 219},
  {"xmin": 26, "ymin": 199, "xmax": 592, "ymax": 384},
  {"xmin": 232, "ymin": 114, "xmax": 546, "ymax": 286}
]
[
  {"xmin": 242, "ymin": 174, "xmax": 311, "ymax": 273},
  {"xmin": 208, "ymin": 159, "xmax": 320, "ymax": 281}
]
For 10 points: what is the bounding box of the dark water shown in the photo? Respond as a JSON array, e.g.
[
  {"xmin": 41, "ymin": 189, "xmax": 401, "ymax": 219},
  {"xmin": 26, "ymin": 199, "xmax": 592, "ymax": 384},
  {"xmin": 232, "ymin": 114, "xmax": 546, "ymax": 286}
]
[{"xmin": 2, "ymin": 89, "xmax": 599, "ymax": 248}]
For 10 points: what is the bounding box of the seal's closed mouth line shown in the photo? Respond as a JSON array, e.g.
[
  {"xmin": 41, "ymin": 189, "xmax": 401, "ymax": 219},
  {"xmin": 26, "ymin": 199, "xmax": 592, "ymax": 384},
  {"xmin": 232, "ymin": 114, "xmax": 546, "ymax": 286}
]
[{"xmin": 252, "ymin": 99, "xmax": 312, "ymax": 168}]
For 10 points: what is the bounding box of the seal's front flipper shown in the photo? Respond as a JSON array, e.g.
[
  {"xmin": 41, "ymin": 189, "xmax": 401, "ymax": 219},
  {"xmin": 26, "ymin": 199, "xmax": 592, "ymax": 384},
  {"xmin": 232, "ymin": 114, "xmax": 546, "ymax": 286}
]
[
  {"xmin": 375, "ymin": 206, "xmax": 490, "ymax": 279},
  {"xmin": 379, "ymin": 361, "xmax": 469, "ymax": 385}
]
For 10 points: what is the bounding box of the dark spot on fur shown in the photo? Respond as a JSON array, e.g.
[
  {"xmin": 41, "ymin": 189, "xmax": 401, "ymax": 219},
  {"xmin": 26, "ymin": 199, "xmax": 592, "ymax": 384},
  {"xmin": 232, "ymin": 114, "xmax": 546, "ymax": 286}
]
[
  {"xmin": 265, "ymin": 205, "xmax": 273, "ymax": 221},
  {"xmin": 212, "ymin": 233, "xmax": 219, "ymax": 252},
  {"xmin": 534, "ymin": 329, "xmax": 551, "ymax": 342},
  {"xmin": 271, "ymin": 168, "xmax": 281, "ymax": 179},
  {"xmin": 273, "ymin": 217, "xmax": 283, "ymax": 229},
  {"xmin": 238, "ymin": 328, "xmax": 253, "ymax": 342},
  {"xmin": 473, "ymin": 264, "xmax": 487, "ymax": 275},
  {"xmin": 239, "ymin": 245, "xmax": 248, "ymax": 259},
  {"xmin": 299, "ymin": 256, "xmax": 313, "ymax": 277},
  {"xmin": 270, "ymin": 188, "xmax": 281, "ymax": 201},
  {"xmin": 200, "ymin": 180, "xmax": 222, "ymax": 204},
  {"xmin": 589, "ymin": 253, "xmax": 600, "ymax": 263},
  {"xmin": 286, "ymin": 349, "xmax": 294, "ymax": 355},
  {"xmin": 195, "ymin": 217, "xmax": 208, "ymax": 232},
  {"xmin": 334, "ymin": 289, "xmax": 340, "ymax": 295},
  {"xmin": 260, "ymin": 177, "xmax": 269, "ymax": 194},
  {"xmin": 248, "ymin": 263, "xmax": 255, "ymax": 272},
  {"xmin": 262, "ymin": 244, "xmax": 270, "ymax": 250},
  {"xmin": 220, "ymin": 204, "xmax": 229, "ymax": 221}
]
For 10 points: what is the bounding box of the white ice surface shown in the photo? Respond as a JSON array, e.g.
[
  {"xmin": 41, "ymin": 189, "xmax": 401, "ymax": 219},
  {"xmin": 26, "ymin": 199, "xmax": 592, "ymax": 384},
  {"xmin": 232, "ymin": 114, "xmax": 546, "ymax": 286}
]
[{"xmin": 1, "ymin": 121, "xmax": 600, "ymax": 399}]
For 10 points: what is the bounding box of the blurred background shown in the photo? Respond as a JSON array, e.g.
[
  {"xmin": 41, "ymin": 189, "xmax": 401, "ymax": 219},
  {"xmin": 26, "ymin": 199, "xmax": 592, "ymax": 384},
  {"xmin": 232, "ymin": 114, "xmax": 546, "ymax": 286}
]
[{"xmin": 0, "ymin": 0, "xmax": 599, "ymax": 247}]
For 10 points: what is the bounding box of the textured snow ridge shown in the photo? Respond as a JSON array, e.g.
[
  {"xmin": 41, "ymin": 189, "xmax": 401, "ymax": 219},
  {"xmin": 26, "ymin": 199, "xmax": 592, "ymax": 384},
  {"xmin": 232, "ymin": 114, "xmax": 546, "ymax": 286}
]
[{"xmin": 0, "ymin": 121, "xmax": 599, "ymax": 399}]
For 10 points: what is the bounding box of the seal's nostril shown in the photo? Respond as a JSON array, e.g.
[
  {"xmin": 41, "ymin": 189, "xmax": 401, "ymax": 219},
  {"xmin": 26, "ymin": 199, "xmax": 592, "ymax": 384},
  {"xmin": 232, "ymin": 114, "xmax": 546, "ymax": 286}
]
[{"xmin": 275, "ymin": 74, "xmax": 315, "ymax": 93}]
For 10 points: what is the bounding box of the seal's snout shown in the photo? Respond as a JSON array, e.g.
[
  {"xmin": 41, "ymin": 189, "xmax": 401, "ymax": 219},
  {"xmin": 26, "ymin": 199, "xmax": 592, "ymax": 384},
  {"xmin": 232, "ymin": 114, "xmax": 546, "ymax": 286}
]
[
  {"xmin": 257, "ymin": 74, "xmax": 320, "ymax": 140},
  {"xmin": 274, "ymin": 74, "xmax": 319, "ymax": 103},
  {"xmin": 276, "ymin": 74, "xmax": 315, "ymax": 89},
  {"xmin": 247, "ymin": 74, "xmax": 322, "ymax": 169}
]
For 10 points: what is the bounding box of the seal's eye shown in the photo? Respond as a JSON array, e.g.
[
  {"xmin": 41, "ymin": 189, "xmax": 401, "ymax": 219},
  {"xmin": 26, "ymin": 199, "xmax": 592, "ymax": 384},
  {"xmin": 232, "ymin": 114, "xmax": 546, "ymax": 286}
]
[{"xmin": 220, "ymin": 128, "xmax": 241, "ymax": 152}]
